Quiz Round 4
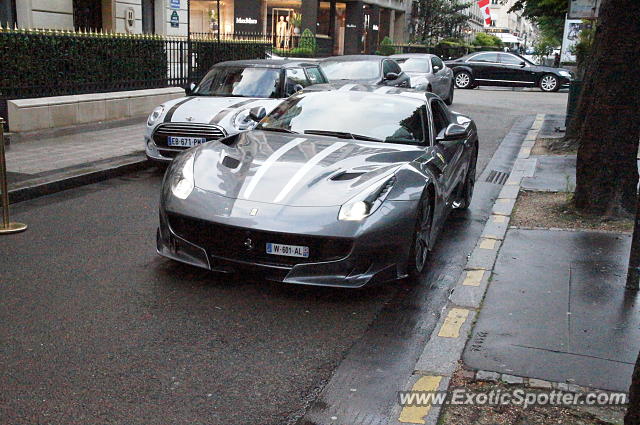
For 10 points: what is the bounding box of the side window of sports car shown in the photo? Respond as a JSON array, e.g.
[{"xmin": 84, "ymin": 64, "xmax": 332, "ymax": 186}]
[
  {"xmin": 387, "ymin": 105, "xmax": 427, "ymax": 145},
  {"xmin": 305, "ymin": 67, "xmax": 327, "ymax": 84},
  {"xmin": 284, "ymin": 68, "xmax": 310, "ymax": 96},
  {"xmin": 431, "ymin": 100, "xmax": 450, "ymax": 138}
]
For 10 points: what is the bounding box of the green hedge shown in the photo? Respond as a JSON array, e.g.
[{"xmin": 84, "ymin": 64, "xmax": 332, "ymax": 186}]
[{"xmin": 0, "ymin": 29, "xmax": 166, "ymax": 98}]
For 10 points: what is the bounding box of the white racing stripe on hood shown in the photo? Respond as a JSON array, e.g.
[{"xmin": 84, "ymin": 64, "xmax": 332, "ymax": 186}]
[
  {"xmin": 242, "ymin": 137, "xmax": 307, "ymax": 199},
  {"xmin": 338, "ymin": 84, "xmax": 357, "ymax": 91},
  {"xmin": 273, "ymin": 142, "xmax": 348, "ymax": 204}
]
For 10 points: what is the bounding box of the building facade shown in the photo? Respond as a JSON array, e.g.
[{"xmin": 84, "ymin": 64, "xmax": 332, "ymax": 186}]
[
  {"xmin": 1, "ymin": 0, "xmax": 412, "ymax": 54},
  {"xmin": 485, "ymin": 0, "xmax": 537, "ymax": 49},
  {"xmin": 462, "ymin": 0, "xmax": 484, "ymax": 41}
]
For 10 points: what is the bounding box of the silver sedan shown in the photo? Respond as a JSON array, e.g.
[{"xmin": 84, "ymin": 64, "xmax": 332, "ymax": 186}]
[{"xmin": 390, "ymin": 54, "xmax": 455, "ymax": 105}]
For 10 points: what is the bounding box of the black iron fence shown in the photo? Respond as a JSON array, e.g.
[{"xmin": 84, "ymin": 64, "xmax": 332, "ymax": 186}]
[{"xmin": 0, "ymin": 28, "xmax": 274, "ymax": 125}]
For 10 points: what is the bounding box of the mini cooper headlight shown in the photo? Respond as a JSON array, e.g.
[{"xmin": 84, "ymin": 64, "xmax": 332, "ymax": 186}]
[
  {"xmin": 338, "ymin": 176, "xmax": 396, "ymax": 221},
  {"xmin": 233, "ymin": 109, "xmax": 259, "ymax": 131},
  {"xmin": 148, "ymin": 105, "xmax": 164, "ymax": 126},
  {"xmin": 170, "ymin": 154, "xmax": 195, "ymax": 200}
]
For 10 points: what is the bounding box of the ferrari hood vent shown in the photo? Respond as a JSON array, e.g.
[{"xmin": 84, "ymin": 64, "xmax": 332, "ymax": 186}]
[{"xmin": 331, "ymin": 171, "xmax": 366, "ymax": 181}]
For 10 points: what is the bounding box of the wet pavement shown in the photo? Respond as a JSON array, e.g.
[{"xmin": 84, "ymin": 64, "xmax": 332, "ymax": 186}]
[
  {"xmin": 464, "ymin": 228, "xmax": 638, "ymax": 392},
  {"xmin": 521, "ymin": 155, "xmax": 576, "ymax": 192}
]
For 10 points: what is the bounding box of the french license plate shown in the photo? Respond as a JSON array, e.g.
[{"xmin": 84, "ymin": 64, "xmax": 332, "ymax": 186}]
[
  {"xmin": 266, "ymin": 243, "xmax": 309, "ymax": 258},
  {"xmin": 167, "ymin": 136, "xmax": 207, "ymax": 147}
]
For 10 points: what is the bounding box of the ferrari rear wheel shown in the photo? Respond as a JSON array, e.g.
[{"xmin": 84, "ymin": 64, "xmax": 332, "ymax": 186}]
[{"xmin": 409, "ymin": 191, "xmax": 434, "ymax": 277}]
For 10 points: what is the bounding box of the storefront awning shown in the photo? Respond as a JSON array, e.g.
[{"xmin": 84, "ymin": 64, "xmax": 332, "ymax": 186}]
[{"xmin": 494, "ymin": 33, "xmax": 522, "ymax": 44}]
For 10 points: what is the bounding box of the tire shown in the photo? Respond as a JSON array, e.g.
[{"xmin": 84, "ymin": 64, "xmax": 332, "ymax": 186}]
[
  {"xmin": 454, "ymin": 71, "xmax": 473, "ymax": 89},
  {"xmin": 539, "ymin": 74, "xmax": 560, "ymax": 92},
  {"xmin": 408, "ymin": 190, "xmax": 434, "ymax": 278},
  {"xmin": 444, "ymin": 84, "xmax": 454, "ymax": 105},
  {"xmin": 455, "ymin": 144, "xmax": 477, "ymax": 210}
]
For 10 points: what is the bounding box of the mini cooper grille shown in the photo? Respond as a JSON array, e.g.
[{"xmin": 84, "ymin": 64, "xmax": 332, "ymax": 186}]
[
  {"xmin": 168, "ymin": 214, "xmax": 353, "ymax": 267},
  {"xmin": 152, "ymin": 123, "xmax": 226, "ymax": 148}
]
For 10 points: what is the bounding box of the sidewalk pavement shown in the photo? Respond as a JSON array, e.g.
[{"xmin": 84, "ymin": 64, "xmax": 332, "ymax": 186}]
[
  {"xmin": 392, "ymin": 114, "xmax": 637, "ymax": 425},
  {"xmin": 4, "ymin": 120, "xmax": 151, "ymax": 203}
]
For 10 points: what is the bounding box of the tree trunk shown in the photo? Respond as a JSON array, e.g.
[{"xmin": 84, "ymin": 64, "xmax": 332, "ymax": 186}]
[
  {"xmin": 626, "ymin": 349, "xmax": 640, "ymax": 424},
  {"xmin": 573, "ymin": 0, "xmax": 640, "ymax": 216}
]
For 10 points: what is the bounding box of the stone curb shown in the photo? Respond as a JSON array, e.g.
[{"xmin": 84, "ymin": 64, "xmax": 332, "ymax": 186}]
[
  {"xmin": 8, "ymin": 153, "xmax": 153, "ymax": 204},
  {"xmin": 464, "ymin": 368, "xmax": 628, "ymax": 396},
  {"xmin": 388, "ymin": 114, "xmax": 542, "ymax": 425}
]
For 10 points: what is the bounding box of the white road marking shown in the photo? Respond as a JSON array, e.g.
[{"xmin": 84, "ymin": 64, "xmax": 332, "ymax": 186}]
[
  {"xmin": 273, "ymin": 142, "xmax": 347, "ymax": 203},
  {"xmin": 242, "ymin": 137, "xmax": 307, "ymax": 198}
]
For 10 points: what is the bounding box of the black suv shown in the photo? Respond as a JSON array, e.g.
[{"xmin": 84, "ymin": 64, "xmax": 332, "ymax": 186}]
[{"xmin": 445, "ymin": 51, "xmax": 573, "ymax": 92}]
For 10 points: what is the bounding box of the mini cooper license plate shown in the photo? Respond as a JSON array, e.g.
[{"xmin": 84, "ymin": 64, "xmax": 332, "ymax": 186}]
[
  {"xmin": 167, "ymin": 136, "xmax": 207, "ymax": 147},
  {"xmin": 266, "ymin": 243, "xmax": 309, "ymax": 258}
]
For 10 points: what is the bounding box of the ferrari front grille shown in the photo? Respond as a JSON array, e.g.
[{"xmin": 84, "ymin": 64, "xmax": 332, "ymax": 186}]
[{"xmin": 167, "ymin": 213, "xmax": 353, "ymax": 267}]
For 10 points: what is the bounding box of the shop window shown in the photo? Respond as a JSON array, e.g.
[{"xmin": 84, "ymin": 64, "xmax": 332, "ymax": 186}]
[{"xmin": 73, "ymin": 0, "xmax": 103, "ymax": 30}]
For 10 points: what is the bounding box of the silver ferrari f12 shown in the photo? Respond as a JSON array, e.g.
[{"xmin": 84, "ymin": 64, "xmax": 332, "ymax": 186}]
[{"xmin": 157, "ymin": 88, "xmax": 478, "ymax": 288}]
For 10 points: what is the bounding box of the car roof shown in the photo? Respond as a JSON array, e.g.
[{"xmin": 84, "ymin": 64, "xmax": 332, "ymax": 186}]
[
  {"xmin": 302, "ymin": 83, "xmax": 439, "ymax": 103},
  {"xmin": 390, "ymin": 53, "xmax": 435, "ymax": 59},
  {"xmin": 320, "ymin": 55, "xmax": 386, "ymax": 62},
  {"xmin": 214, "ymin": 59, "xmax": 320, "ymax": 68}
]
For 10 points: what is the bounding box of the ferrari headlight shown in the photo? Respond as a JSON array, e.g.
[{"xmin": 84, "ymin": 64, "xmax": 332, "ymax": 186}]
[
  {"xmin": 170, "ymin": 154, "xmax": 195, "ymax": 200},
  {"xmin": 233, "ymin": 109, "xmax": 259, "ymax": 131},
  {"xmin": 558, "ymin": 70, "xmax": 571, "ymax": 78},
  {"xmin": 338, "ymin": 176, "xmax": 396, "ymax": 221},
  {"xmin": 147, "ymin": 105, "xmax": 164, "ymax": 126}
]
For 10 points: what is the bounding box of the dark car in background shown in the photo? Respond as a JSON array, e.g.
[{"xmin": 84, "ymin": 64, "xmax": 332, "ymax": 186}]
[
  {"xmin": 390, "ymin": 53, "xmax": 455, "ymax": 105},
  {"xmin": 319, "ymin": 55, "xmax": 411, "ymax": 88},
  {"xmin": 445, "ymin": 51, "xmax": 573, "ymax": 92}
]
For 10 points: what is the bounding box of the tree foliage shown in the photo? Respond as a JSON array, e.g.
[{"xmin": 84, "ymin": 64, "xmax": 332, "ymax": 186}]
[
  {"xmin": 376, "ymin": 36, "xmax": 396, "ymax": 56},
  {"xmin": 509, "ymin": 0, "xmax": 567, "ymax": 40},
  {"xmin": 471, "ymin": 32, "xmax": 503, "ymax": 47},
  {"xmin": 412, "ymin": 0, "xmax": 472, "ymax": 45}
]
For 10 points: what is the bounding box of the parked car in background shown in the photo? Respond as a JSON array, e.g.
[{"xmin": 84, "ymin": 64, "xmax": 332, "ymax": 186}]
[
  {"xmin": 157, "ymin": 88, "xmax": 478, "ymax": 287},
  {"xmin": 319, "ymin": 55, "xmax": 411, "ymax": 88},
  {"xmin": 145, "ymin": 59, "xmax": 327, "ymax": 162},
  {"xmin": 390, "ymin": 53, "xmax": 454, "ymax": 105},
  {"xmin": 445, "ymin": 51, "xmax": 573, "ymax": 92}
]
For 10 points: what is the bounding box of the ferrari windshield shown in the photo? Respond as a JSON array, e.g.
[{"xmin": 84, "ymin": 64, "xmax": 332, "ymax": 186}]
[
  {"xmin": 320, "ymin": 60, "xmax": 380, "ymax": 80},
  {"xmin": 258, "ymin": 92, "xmax": 427, "ymax": 145},
  {"xmin": 194, "ymin": 66, "xmax": 280, "ymax": 98}
]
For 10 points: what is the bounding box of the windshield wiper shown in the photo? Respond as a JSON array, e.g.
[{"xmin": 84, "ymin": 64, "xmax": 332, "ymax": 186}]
[
  {"xmin": 304, "ymin": 130, "xmax": 382, "ymax": 142},
  {"xmin": 260, "ymin": 127, "xmax": 299, "ymax": 134}
]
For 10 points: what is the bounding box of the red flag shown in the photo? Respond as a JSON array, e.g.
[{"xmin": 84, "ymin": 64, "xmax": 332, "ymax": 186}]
[{"xmin": 478, "ymin": 0, "xmax": 492, "ymax": 25}]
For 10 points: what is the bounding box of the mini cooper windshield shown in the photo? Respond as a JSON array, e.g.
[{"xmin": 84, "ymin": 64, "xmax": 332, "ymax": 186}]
[
  {"xmin": 193, "ymin": 66, "xmax": 281, "ymax": 98},
  {"xmin": 258, "ymin": 92, "xmax": 427, "ymax": 145},
  {"xmin": 320, "ymin": 60, "xmax": 380, "ymax": 80}
]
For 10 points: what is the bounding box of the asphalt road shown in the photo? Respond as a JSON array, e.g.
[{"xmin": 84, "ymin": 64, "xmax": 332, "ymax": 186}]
[{"xmin": 0, "ymin": 88, "xmax": 568, "ymax": 425}]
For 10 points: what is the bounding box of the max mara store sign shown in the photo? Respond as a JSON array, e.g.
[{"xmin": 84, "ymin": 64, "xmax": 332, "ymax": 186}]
[{"xmin": 234, "ymin": 0, "xmax": 261, "ymax": 32}]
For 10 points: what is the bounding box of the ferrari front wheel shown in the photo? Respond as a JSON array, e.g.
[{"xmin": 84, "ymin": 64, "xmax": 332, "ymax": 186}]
[{"xmin": 409, "ymin": 191, "xmax": 434, "ymax": 277}]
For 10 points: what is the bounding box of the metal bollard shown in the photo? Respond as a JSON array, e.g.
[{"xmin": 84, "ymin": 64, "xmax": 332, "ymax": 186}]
[{"xmin": 0, "ymin": 118, "xmax": 27, "ymax": 234}]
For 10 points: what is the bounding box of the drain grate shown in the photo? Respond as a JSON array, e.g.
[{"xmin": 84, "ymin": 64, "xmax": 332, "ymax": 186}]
[{"xmin": 484, "ymin": 170, "xmax": 509, "ymax": 185}]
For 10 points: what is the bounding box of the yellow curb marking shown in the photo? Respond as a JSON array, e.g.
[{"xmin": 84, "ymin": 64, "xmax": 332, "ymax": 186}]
[
  {"xmin": 438, "ymin": 308, "xmax": 470, "ymax": 338},
  {"xmin": 492, "ymin": 215, "xmax": 506, "ymax": 223},
  {"xmin": 497, "ymin": 198, "xmax": 510, "ymax": 204},
  {"xmin": 463, "ymin": 270, "xmax": 485, "ymax": 286},
  {"xmin": 398, "ymin": 375, "xmax": 443, "ymax": 424},
  {"xmin": 479, "ymin": 238, "xmax": 496, "ymax": 250},
  {"xmin": 484, "ymin": 234, "xmax": 498, "ymax": 239},
  {"xmin": 506, "ymin": 180, "xmax": 519, "ymax": 185}
]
